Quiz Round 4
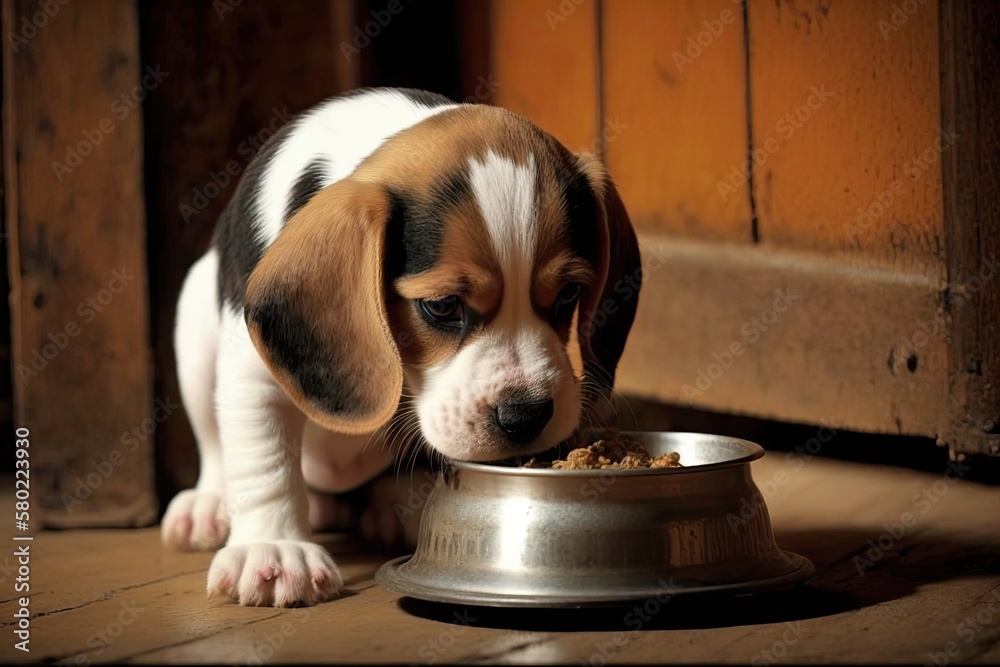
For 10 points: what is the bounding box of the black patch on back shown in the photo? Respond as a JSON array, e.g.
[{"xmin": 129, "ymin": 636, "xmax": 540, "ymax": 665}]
[
  {"xmin": 285, "ymin": 159, "xmax": 328, "ymax": 223},
  {"xmin": 245, "ymin": 294, "xmax": 362, "ymax": 417},
  {"xmin": 212, "ymin": 119, "xmax": 298, "ymax": 311},
  {"xmin": 212, "ymin": 88, "xmax": 456, "ymax": 312}
]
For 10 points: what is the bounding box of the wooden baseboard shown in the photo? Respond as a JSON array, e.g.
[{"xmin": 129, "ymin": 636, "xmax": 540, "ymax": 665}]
[{"xmin": 616, "ymin": 234, "xmax": 952, "ymax": 441}]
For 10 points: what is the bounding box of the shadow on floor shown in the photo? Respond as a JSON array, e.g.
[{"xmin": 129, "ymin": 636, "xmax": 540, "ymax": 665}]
[{"xmin": 390, "ymin": 528, "xmax": 1000, "ymax": 632}]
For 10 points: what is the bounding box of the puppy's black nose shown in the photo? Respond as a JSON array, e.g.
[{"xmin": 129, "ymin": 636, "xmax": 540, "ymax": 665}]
[{"xmin": 492, "ymin": 399, "xmax": 554, "ymax": 445}]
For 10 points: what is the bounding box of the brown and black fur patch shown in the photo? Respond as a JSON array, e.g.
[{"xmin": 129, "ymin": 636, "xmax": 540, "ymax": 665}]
[
  {"xmin": 245, "ymin": 100, "xmax": 639, "ymax": 433},
  {"xmin": 245, "ymin": 181, "xmax": 404, "ymax": 434}
]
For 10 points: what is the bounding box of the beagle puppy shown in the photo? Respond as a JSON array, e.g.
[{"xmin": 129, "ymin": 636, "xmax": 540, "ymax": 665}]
[{"xmin": 162, "ymin": 87, "xmax": 641, "ymax": 607}]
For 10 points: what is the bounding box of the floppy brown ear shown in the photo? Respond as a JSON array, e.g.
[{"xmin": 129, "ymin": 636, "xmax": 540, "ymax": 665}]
[
  {"xmin": 244, "ymin": 179, "xmax": 402, "ymax": 434},
  {"xmin": 574, "ymin": 153, "xmax": 643, "ymax": 398}
]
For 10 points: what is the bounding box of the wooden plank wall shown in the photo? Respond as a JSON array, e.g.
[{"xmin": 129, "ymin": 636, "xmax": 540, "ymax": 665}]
[
  {"xmin": 603, "ymin": 0, "xmax": 751, "ymax": 242},
  {"xmin": 939, "ymin": 0, "xmax": 1000, "ymax": 456},
  {"xmin": 3, "ymin": 0, "xmax": 156, "ymax": 526},
  {"xmin": 749, "ymin": 0, "xmax": 944, "ymax": 274},
  {"xmin": 489, "ymin": 0, "xmax": 999, "ymax": 453},
  {"xmin": 491, "ymin": 0, "xmax": 600, "ymax": 152},
  {"xmin": 0, "ymin": 35, "xmax": 11, "ymax": 468},
  {"xmin": 612, "ymin": 0, "xmax": 951, "ymax": 441},
  {"xmin": 727, "ymin": 0, "xmax": 948, "ymax": 435}
]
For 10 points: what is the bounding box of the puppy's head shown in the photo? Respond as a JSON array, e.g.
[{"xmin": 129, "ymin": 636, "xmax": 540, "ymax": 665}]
[{"xmin": 246, "ymin": 106, "xmax": 641, "ymax": 461}]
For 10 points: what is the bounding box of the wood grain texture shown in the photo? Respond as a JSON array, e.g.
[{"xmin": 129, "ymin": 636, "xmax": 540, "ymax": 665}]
[
  {"xmin": 939, "ymin": 0, "xmax": 1000, "ymax": 456},
  {"xmin": 331, "ymin": 0, "xmax": 362, "ymax": 92},
  {"xmin": 140, "ymin": 0, "xmax": 355, "ymax": 502},
  {"xmin": 0, "ymin": 37, "xmax": 12, "ymax": 452},
  {"xmin": 456, "ymin": 0, "xmax": 492, "ymax": 102},
  {"xmin": 3, "ymin": 0, "xmax": 155, "ymax": 527},
  {"xmin": 602, "ymin": 0, "xmax": 752, "ymax": 242},
  {"xmin": 2, "ymin": 453, "xmax": 998, "ymax": 664},
  {"xmin": 616, "ymin": 235, "xmax": 949, "ymax": 438},
  {"xmin": 747, "ymin": 0, "xmax": 945, "ymax": 275},
  {"xmin": 490, "ymin": 0, "xmax": 600, "ymax": 152}
]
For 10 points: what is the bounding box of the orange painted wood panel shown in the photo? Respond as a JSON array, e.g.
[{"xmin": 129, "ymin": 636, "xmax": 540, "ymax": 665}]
[
  {"xmin": 490, "ymin": 0, "xmax": 600, "ymax": 152},
  {"xmin": 603, "ymin": 0, "xmax": 752, "ymax": 241},
  {"xmin": 748, "ymin": 0, "xmax": 944, "ymax": 275}
]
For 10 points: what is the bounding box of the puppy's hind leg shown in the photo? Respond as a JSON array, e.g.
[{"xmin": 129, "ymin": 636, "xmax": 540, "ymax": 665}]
[{"xmin": 162, "ymin": 250, "xmax": 230, "ymax": 551}]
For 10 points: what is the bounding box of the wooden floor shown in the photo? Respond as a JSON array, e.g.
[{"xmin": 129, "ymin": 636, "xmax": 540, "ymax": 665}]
[{"xmin": 2, "ymin": 452, "xmax": 1000, "ymax": 664}]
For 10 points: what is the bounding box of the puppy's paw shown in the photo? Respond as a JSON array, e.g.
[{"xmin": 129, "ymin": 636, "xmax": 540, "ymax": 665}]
[
  {"xmin": 162, "ymin": 489, "xmax": 229, "ymax": 552},
  {"xmin": 207, "ymin": 541, "xmax": 343, "ymax": 607}
]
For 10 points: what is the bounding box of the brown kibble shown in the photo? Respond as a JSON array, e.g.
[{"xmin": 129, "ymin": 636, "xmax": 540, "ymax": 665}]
[
  {"xmin": 618, "ymin": 453, "xmax": 652, "ymax": 469},
  {"xmin": 525, "ymin": 431, "xmax": 682, "ymax": 470},
  {"xmin": 650, "ymin": 452, "xmax": 683, "ymax": 469}
]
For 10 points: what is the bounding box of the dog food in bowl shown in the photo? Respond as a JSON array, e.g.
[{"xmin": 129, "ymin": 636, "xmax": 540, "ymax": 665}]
[{"xmin": 523, "ymin": 430, "xmax": 683, "ymax": 470}]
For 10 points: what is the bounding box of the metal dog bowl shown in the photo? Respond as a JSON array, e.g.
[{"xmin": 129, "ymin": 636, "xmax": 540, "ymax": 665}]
[{"xmin": 376, "ymin": 431, "xmax": 814, "ymax": 607}]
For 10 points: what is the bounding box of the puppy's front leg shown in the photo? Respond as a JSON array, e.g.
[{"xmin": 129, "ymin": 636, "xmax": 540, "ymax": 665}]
[{"xmin": 208, "ymin": 323, "xmax": 343, "ymax": 607}]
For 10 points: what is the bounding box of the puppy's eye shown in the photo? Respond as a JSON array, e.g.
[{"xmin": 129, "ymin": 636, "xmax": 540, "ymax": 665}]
[
  {"xmin": 418, "ymin": 296, "xmax": 465, "ymax": 330},
  {"xmin": 557, "ymin": 283, "xmax": 581, "ymax": 306},
  {"xmin": 555, "ymin": 283, "xmax": 582, "ymax": 319}
]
